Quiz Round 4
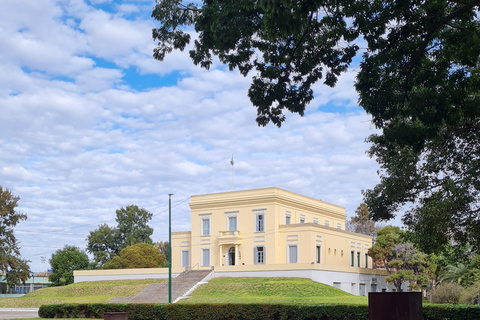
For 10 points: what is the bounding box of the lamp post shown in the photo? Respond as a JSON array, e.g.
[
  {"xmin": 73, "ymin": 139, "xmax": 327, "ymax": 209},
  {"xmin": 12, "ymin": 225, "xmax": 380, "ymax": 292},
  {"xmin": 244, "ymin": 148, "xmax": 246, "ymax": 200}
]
[{"xmin": 168, "ymin": 193, "xmax": 174, "ymax": 303}]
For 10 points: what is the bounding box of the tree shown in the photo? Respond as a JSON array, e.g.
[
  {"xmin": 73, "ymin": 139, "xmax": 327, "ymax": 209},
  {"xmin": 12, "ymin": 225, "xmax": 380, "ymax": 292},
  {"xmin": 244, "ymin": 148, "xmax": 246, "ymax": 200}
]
[
  {"xmin": 86, "ymin": 223, "xmax": 118, "ymax": 268},
  {"xmin": 115, "ymin": 205, "xmax": 153, "ymax": 250},
  {"xmin": 49, "ymin": 245, "xmax": 89, "ymax": 286},
  {"xmin": 103, "ymin": 243, "xmax": 166, "ymax": 269},
  {"xmin": 152, "ymin": 0, "xmax": 480, "ymax": 252},
  {"xmin": 0, "ymin": 186, "xmax": 31, "ymax": 288},
  {"xmin": 368, "ymin": 226, "xmax": 434, "ymax": 291},
  {"xmin": 86, "ymin": 205, "xmax": 154, "ymax": 268},
  {"xmin": 153, "ymin": 241, "xmax": 169, "ymax": 267},
  {"xmin": 346, "ymin": 203, "xmax": 382, "ymax": 236}
]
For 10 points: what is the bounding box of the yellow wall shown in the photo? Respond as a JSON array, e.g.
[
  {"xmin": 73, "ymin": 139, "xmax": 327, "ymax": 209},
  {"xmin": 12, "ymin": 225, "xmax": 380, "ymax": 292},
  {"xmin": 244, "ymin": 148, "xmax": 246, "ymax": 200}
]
[{"xmin": 171, "ymin": 187, "xmax": 372, "ymax": 272}]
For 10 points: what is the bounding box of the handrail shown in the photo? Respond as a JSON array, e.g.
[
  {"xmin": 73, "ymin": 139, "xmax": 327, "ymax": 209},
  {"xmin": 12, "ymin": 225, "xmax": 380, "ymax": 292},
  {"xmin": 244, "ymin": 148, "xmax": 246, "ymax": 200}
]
[{"xmin": 185, "ymin": 263, "xmax": 199, "ymax": 272}]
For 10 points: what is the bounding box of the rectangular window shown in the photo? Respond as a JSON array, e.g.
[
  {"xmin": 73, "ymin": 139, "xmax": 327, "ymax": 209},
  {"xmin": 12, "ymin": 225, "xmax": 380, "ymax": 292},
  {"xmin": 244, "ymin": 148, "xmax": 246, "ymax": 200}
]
[
  {"xmin": 333, "ymin": 282, "xmax": 341, "ymax": 289},
  {"xmin": 313, "ymin": 217, "xmax": 319, "ymax": 224},
  {"xmin": 202, "ymin": 248, "xmax": 210, "ymax": 267},
  {"xmin": 359, "ymin": 283, "xmax": 366, "ymax": 296},
  {"xmin": 285, "ymin": 214, "xmax": 291, "ymax": 225},
  {"xmin": 288, "ymin": 245, "xmax": 298, "ymax": 264},
  {"xmin": 254, "ymin": 246, "xmax": 265, "ymax": 264},
  {"xmin": 316, "ymin": 245, "xmax": 321, "ymax": 263},
  {"xmin": 228, "ymin": 216, "xmax": 237, "ymax": 231},
  {"xmin": 325, "ymin": 220, "xmax": 330, "ymax": 227},
  {"xmin": 371, "ymin": 284, "xmax": 377, "ymax": 292},
  {"xmin": 256, "ymin": 214, "xmax": 264, "ymax": 232},
  {"xmin": 350, "ymin": 251, "xmax": 355, "ymax": 267},
  {"xmin": 181, "ymin": 250, "xmax": 190, "ymax": 268},
  {"xmin": 365, "ymin": 253, "xmax": 369, "ymax": 268},
  {"xmin": 357, "ymin": 252, "xmax": 361, "ymax": 267},
  {"xmin": 202, "ymin": 218, "xmax": 210, "ymax": 236},
  {"xmin": 299, "ymin": 215, "xmax": 305, "ymax": 223},
  {"xmin": 336, "ymin": 223, "xmax": 342, "ymax": 229}
]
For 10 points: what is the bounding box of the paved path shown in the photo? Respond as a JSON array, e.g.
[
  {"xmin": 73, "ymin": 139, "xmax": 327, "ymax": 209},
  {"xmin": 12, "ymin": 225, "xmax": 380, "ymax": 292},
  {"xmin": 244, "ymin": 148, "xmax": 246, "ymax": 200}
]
[{"xmin": 0, "ymin": 308, "xmax": 39, "ymax": 319}]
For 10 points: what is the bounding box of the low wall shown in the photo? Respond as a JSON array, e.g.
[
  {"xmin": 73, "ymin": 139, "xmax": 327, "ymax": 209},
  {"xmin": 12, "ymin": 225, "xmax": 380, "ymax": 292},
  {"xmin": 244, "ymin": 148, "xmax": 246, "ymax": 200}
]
[
  {"xmin": 73, "ymin": 266, "xmax": 407, "ymax": 296},
  {"xmin": 73, "ymin": 268, "xmax": 179, "ymax": 283}
]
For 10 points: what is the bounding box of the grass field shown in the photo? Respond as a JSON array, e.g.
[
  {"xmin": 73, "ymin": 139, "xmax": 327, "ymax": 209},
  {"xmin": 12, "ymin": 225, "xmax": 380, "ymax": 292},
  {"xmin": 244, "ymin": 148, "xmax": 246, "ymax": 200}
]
[
  {"xmin": 0, "ymin": 277, "xmax": 367, "ymax": 308},
  {"xmin": 180, "ymin": 277, "xmax": 368, "ymax": 305},
  {"xmin": 0, "ymin": 279, "xmax": 166, "ymax": 308}
]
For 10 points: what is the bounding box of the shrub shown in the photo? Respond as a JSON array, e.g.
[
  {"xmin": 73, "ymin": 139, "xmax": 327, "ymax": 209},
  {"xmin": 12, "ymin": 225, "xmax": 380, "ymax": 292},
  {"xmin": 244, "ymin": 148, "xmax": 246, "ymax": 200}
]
[
  {"xmin": 39, "ymin": 303, "xmax": 480, "ymax": 320},
  {"xmin": 430, "ymin": 283, "xmax": 463, "ymax": 304},
  {"xmin": 39, "ymin": 303, "xmax": 368, "ymax": 320},
  {"xmin": 460, "ymin": 279, "xmax": 480, "ymax": 305}
]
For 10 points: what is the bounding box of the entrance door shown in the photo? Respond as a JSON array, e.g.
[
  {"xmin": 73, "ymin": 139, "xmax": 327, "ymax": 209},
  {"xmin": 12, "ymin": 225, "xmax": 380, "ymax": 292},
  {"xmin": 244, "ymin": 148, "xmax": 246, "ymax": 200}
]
[{"xmin": 228, "ymin": 247, "xmax": 235, "ymax": 265}]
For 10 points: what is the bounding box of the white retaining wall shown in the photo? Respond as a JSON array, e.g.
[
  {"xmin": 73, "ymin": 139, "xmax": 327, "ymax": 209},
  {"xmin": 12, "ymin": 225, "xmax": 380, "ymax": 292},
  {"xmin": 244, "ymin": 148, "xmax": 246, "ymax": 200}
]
[{"xmin": 214, "ymin": 269, "xmax": 407, "ymax": 296}]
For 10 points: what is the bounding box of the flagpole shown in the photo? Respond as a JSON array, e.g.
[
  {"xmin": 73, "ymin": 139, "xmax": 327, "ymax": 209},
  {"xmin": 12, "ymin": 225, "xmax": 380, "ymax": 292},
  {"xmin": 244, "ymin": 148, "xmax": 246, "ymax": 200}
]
[{"xmin": 230, "ymin": 154, "xmax": 234, "ymax": 191}]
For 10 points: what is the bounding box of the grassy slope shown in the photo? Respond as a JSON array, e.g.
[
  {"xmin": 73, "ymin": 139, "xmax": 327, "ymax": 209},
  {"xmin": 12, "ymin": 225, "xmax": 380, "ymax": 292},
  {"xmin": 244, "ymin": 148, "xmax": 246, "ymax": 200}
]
[
  {"xmin": 0, "ymin": 279, "xmax": 166, "ymax": 308},
  {"xmin": 179, "ymin": 277, "xmax": 368, "ymax": 305},
  {"xmin": 0, "ymin": 277, "xmax": 367, "ymax": 308}
]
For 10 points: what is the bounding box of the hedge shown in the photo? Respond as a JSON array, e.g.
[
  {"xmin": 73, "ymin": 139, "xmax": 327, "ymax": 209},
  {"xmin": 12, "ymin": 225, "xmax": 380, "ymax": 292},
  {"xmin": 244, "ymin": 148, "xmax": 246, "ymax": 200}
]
[
  {"xmin": 39, "ymin": 303, "xmax": 368, "ymax": 320},
  {"xmin": 38, "ymin": 303, "xmax": 480, "ymax": 320}
]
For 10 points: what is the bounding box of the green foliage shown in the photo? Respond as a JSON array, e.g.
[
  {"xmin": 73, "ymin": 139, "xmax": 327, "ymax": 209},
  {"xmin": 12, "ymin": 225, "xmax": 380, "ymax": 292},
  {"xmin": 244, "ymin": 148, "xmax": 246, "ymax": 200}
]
[
  {"xmin": 430, "ymin": 282, "xmax": 463, "ymax": 305},
  {"xmin": 423, "ymin": 304, "xmax": 480, "ymax": 320},
  {"xmin": 103, "ymin": 243, "xmax": 166, "ymax": 269},
  {"xmin": 0, "ymin": 186, "xmax": 31, "ymax": 287},
  {"xmin": 458, "ymin": 255, "xmax": 480, "ymax": 287},
  {"xmin": 49, "ymin": 245, "xmax": 89, "ymax": 286},
  {"xmin": 152, "ymin": 0, "xmax": 358, "ymax": 127},
  {"xmin": 460, "ymin": 279, "xmax": 480, "ymax": 305},
  {"xmin": 346, "ymin": 203, "xmax": 382, "ymax": 236},
  {"xmin": 34, "ymin": 303, "xmax": 480, "ymax": 320},
  {"xmin": 39, "ymin": 303, "xmax": 369, "ymax": 320},
  {"xmin": 441, "ymin": 263, "xmax": 468, "ymax": 284},
  {"xmin": 153, "ymin": 0, "xmax": 480, "ymax": 254},
  {"xmin": 115, "ymin": 205, "xmax": 153, "ymax": 249},
  {"xmin": 86, "ymin": 223, "xmax": 118, "ymax": 268},
  {"xmin": 368, "ymin": 226, "xmax": 435, "ymax": 291},
  {"xmin": 86, "ymin": 205, "xmax": 154, "ymax": 268},
  {"xmin": 154, "ymin": 241, "xmax": 169, "ymax": 267},
  {"xmin": 368, "ymin": 226, "xmax": 403, "ymax": 272}
]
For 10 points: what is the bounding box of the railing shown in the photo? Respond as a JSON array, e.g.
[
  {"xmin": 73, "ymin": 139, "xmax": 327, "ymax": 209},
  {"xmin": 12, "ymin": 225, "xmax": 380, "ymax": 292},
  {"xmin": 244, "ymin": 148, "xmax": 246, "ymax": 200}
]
[
  {"xmin": 185, "ymin": 263, "xmax": 199, "ymax": 272},
  {"xmin": 219, "ymin": 230, "xmax": 240, "ymax": 237}
]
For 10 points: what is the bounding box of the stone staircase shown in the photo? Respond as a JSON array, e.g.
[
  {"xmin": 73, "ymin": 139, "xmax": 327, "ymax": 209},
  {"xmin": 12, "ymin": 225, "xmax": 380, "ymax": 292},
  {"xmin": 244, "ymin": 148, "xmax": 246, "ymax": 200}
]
[{"xmin": 109, "ymin": 269, "xmax": 213, "ymax": 304}]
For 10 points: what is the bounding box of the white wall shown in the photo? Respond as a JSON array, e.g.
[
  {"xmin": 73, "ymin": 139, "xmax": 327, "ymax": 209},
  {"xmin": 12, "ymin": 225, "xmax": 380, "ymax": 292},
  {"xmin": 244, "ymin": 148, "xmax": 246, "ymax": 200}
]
[{"xmin": 213, "ymin": 269, "xmax": 408, "ymax": 296}]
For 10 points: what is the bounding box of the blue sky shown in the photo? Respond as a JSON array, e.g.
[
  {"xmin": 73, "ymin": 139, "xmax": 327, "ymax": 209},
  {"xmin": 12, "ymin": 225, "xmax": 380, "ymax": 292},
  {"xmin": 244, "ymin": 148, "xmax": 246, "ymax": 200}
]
[{"xmin": 1, "ymin": 0, "xmax": 386, "ymax": 272}]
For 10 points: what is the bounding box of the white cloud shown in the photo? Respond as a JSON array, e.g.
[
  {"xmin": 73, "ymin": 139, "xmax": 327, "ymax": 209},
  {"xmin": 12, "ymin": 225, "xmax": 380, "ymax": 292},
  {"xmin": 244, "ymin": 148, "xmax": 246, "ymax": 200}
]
[{"xmin": 0, "ymin": 0, "xmax": 386, "ymax": 272}]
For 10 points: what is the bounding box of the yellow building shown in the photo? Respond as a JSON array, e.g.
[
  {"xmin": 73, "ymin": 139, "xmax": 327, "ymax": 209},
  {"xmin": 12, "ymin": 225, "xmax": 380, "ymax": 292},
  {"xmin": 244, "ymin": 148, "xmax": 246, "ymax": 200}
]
[{"xmin": 171, "ymin": 187, "xmax": 390, "ymax": 295}]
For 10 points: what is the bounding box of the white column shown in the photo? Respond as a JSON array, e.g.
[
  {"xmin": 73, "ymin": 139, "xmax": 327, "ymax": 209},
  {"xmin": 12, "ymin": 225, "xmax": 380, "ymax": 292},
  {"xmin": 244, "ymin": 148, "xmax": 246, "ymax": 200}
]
[
  {"xmin": 235, "ymin": 244, "xmax": 239, "ymax": 265},
  {"xmin": 219, "ymin": 245, "xmax": 223, "ymax": 266}
]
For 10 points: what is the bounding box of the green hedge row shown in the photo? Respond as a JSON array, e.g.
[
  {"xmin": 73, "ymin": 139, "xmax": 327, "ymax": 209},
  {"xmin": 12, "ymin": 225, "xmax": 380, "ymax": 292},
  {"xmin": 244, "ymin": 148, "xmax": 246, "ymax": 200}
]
[
  {"xmin": 38, "ymin": 303, "xmax": 480, "ymax": 320},
  {"xmin": 38, "ymin": 303, "xmax": 368, "ymax": 320},
  {"xmin": 423, "ymin": 304, "xmax": 480, "ymax": 320}
]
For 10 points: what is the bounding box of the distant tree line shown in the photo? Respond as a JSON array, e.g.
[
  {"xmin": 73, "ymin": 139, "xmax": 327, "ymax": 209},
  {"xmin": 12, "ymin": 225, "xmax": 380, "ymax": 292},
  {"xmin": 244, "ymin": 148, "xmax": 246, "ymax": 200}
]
[{"xmin": 48, "ymin": 204, "xmax": 169, "ymax": 286}]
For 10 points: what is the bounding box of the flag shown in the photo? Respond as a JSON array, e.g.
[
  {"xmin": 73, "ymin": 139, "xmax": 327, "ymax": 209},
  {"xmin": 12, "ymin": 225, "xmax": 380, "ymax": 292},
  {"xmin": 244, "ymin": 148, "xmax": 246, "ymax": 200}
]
[{"xmin": 230, "ymin": 154, "xmax": 234, "ymax": 166}]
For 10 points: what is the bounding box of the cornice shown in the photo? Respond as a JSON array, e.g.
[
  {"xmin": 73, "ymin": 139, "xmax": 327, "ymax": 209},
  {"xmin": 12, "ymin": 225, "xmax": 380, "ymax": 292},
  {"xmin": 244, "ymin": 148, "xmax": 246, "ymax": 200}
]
[
  {"xmin": 279, "ymin": 223, "xmax": 372, "ymax": 240},
  {"xmin": 189, "ymin": 187, "xmax": 346, "ymax": 219}
]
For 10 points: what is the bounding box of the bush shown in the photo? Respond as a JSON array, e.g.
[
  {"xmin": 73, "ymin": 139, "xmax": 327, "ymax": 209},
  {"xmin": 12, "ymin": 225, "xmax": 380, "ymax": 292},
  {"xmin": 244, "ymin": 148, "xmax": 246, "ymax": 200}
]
[
  {"xmin": 39, "ymin": 303, "xmax": 368, "ymax": 320},
  {"xmin": 423, "ymin": 304, "xmax": 480, "ymax": 320},
  {"xmin": 460, "ymin": 279, "xmax": 480, "ymax": 305},
  {"xmin": 39, "ymin": 302, "xmax": 480, "ymax": 320},
  {"xmin": 430, "ymin": 283, "xmax": 463, "ymax": 304}
]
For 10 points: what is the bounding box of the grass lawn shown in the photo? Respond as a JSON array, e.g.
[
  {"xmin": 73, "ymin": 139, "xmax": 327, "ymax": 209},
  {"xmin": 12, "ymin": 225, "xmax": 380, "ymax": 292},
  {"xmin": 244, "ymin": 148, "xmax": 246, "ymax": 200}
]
[
  {"xmin": 0, "ymin": 277, "xmax": 367, "ymax": 308},
  {"xmin": 179, "ymin": 277, "xmax": 368, "ymax": 305},
  {"xmin": 0, "ymin": 279, "xmax": 166, "ymax": 308}
]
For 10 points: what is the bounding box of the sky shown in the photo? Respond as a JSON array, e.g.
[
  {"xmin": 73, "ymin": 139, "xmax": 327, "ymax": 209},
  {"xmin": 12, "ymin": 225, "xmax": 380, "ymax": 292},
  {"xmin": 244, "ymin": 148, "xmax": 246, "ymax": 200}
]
[{"xmin": 1, "ymin": 0, "xmax": 387, "ymax": 272}]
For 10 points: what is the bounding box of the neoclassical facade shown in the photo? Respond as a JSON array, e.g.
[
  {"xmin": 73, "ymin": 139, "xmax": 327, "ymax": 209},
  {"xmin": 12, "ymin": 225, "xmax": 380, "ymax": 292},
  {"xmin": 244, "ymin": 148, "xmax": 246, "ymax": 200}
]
[{"xmin": 171, "ymin": 187, "xmax": 388, "ymax": 295}]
